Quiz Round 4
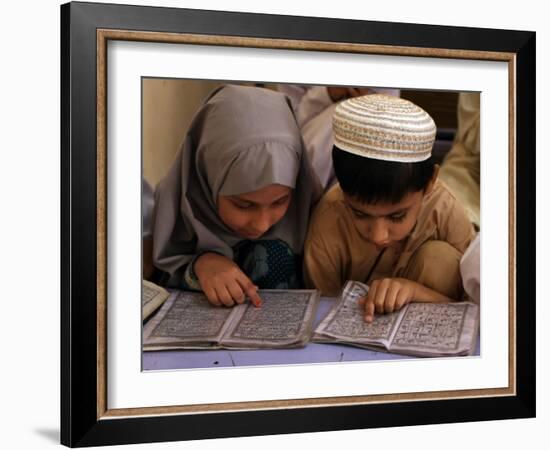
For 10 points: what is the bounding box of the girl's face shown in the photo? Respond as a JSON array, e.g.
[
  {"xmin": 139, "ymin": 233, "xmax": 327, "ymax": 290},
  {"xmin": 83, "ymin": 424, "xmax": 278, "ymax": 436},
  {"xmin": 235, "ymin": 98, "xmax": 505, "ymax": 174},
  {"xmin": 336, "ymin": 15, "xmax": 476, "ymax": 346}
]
[{"xmin": 217, "ymin": 184, "xmax": 293, "ymax": 239}]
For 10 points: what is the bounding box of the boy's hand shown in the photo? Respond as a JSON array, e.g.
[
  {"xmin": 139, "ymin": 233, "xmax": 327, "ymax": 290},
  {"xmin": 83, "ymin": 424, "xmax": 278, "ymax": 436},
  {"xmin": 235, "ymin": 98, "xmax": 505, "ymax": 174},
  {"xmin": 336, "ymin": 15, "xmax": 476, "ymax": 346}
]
[
  {"xmin": 358, "ymin": 278, "xmax": 417, "ymax": 323},
  {"xmin": 327, "ymin": 87, "xmax": 375, "ymax": 102},
  {"xmin": 193, "ymin": 253, "xmax": 262, "ymax": 308}
]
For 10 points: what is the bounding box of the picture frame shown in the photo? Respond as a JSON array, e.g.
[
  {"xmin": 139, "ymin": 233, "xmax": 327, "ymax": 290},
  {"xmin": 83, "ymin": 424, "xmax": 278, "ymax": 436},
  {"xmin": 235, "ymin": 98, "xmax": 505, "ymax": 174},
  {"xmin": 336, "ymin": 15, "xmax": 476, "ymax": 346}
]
[{"xmin": 60, "ymin": 1, "xmax": 535, "ymax": 447}]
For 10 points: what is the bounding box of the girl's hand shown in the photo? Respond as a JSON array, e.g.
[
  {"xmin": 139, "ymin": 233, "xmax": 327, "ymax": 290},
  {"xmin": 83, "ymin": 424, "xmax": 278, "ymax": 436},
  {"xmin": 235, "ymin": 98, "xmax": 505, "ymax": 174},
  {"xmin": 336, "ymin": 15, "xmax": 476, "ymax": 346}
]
[
  {"xmin": 358, "ymin": 278, "xmax": 418, "ymax": 323},
  {"xmin": 193, "ymin": 252, "xmax": 262, "ymax": 308}
]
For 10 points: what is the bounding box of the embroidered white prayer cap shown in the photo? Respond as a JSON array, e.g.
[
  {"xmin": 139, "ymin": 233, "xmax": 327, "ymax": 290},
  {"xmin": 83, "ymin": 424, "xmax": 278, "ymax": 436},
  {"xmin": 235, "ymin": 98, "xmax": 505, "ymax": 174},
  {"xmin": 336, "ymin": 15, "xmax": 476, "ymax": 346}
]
[{"xmin": 332, "ymin": 94, "xmax": 436, "ymax": 162}]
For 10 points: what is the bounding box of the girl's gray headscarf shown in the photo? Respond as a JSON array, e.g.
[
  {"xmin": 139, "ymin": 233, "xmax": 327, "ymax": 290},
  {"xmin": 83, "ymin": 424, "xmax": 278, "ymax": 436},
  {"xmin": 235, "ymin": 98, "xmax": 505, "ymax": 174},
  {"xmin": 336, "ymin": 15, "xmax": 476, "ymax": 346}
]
[{"xmin": 152, "ymin": 84, "xmax": 322, "ymax": 277}]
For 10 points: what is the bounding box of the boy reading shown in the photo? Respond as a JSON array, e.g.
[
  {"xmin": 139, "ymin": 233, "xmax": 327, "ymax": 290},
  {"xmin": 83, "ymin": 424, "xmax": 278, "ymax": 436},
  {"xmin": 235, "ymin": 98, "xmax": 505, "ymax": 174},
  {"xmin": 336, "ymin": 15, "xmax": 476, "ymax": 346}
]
[{"xmin": 304, "ymin": 94, "xmax": 475, "ymax": 322}]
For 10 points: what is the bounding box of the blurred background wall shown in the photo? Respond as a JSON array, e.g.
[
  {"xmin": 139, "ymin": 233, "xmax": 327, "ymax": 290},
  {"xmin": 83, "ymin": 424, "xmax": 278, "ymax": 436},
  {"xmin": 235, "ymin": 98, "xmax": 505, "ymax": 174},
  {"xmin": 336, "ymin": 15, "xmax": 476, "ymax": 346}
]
[
  {"xmin": 142, "ymin": 79, "xmax": 223, "ymax": 187},
  {"xmin": 142, "ymin": 79, "xmax": 467, "ymax": 189}
]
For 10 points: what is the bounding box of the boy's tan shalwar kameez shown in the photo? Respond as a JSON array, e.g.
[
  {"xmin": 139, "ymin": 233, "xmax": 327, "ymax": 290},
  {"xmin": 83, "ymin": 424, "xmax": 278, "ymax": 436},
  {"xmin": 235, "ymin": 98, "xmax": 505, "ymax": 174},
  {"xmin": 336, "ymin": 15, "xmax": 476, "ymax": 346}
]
[{"xmin": 304, "ymin": 180, "xmax": 475, "ymax": 299}]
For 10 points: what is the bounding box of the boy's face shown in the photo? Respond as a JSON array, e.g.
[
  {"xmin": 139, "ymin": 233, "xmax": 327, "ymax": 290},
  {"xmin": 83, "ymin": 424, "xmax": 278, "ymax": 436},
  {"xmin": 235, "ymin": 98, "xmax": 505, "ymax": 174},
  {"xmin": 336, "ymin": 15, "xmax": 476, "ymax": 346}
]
[
  {"xmin": 217, "ymin": 184, "xmax": 293, "ymax": 240},
  {"xmin": 343, "ymin": 188, "xmax": 430, "ymax": 250}
]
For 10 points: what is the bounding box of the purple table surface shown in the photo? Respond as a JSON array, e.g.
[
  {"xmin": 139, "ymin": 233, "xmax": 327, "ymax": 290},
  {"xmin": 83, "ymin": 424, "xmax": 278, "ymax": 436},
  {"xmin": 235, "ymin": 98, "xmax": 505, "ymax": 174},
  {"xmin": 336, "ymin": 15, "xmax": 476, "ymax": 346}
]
[{"xmin": 143, "ymin": 297, "xmax": 481, "ymax": 371}]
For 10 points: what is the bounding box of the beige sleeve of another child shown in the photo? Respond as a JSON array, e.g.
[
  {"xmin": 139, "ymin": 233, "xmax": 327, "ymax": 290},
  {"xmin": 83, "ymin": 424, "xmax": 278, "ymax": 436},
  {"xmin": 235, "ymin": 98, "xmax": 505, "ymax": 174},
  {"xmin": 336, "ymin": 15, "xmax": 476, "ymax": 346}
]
[{"xmin": 442, "ymin": 196, "xmax": 476, "ymax": 254}]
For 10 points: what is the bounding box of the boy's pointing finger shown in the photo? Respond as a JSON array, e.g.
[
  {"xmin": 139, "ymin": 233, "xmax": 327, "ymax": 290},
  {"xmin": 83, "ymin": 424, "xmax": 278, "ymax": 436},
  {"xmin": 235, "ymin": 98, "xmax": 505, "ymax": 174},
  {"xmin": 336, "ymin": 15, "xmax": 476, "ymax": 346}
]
[{"xmin": 364, "ymin": 299, "xmax": 375, "ymax": 323}]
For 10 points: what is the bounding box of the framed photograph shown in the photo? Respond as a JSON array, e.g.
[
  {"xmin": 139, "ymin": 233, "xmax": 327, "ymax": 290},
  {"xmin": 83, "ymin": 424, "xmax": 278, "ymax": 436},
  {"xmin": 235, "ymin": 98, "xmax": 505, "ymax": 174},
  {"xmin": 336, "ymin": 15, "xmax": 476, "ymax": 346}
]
[{"xmin": 61, "ymin": 1, "xmax": 535, "ymax": 447}]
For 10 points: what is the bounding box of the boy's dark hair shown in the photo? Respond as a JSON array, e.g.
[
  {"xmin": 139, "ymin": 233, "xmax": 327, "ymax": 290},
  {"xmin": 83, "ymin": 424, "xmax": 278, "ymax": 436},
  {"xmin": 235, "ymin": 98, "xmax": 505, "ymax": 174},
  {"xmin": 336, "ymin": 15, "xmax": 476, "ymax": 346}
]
[{"xmin": 332, "ymin": 145, "xmax": 436, "ymax": 204}]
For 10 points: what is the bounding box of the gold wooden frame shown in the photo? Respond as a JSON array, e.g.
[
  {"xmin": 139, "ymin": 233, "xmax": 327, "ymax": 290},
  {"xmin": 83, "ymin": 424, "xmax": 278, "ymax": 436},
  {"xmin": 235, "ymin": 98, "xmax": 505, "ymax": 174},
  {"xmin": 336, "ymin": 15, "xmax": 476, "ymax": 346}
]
[{"xmin": 96, "ymin": 29, "xmax": 517, "ymax": 420}]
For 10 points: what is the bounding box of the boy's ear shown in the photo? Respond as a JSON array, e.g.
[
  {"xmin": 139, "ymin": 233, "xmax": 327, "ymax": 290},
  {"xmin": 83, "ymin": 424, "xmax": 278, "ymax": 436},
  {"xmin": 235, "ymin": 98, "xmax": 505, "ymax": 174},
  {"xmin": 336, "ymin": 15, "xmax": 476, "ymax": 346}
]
[{"xmin": 424, "ymin": 164, "xmax": 440, "ymax": 196}]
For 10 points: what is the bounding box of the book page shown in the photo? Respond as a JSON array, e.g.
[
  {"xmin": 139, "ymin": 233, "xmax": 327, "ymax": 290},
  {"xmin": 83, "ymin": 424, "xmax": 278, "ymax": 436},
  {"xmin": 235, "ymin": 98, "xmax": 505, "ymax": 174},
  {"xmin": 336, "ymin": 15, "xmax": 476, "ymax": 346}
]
[
  {"xmin": 143, "ymin": 291, "xmax": 239, "ymax": 350},
  {"xmin": 220, "ymin": 290, "xmax": 320, "ymax": 348},
  {"xmin": 388, "ymin": 302, "xmax": 480, "ymax": 357},
  {"xmin": 142, "ymin": 279, "xmax": 170, "ymax": 320},
  {"xmin": 313, "ymin": 281, "xmax": 403, "ymax": 348}
]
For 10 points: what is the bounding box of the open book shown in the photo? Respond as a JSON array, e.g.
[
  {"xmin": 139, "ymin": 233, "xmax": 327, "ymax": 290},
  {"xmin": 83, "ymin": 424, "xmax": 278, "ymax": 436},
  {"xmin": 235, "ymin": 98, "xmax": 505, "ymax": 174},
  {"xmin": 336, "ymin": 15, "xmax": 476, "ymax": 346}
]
[
  {"xmin": 142, "ymin": 280, "xmax": 170, "ymax": 320},
  {"xmin": 143, "ymin": 289, "xmax": 319, "ymax": 351},
  {"xmin": 314, "ymin": 281, "xmax": 479, "ymax": 357}
]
